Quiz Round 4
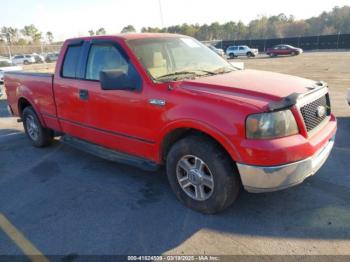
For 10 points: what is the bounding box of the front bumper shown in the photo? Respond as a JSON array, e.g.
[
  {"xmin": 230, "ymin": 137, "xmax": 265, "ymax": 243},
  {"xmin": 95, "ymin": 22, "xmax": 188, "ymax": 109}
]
[{"xmin": 237, "ymin": 134, "xmax": 335, "ymax": 193}]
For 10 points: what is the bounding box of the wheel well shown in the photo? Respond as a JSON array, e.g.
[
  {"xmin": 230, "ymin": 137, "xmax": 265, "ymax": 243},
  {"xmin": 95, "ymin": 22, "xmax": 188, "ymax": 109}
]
[
  {"xmin": 161, "ymin": 128, "xmax": 232, "ymax": 164},
  {"xmin": 18, "ymin": 98, "xmax": 31, "ymax": 117}
]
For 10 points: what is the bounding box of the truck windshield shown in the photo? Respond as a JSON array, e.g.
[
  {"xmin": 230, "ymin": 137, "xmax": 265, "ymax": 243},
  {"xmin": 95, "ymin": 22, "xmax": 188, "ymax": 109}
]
[{"xmin": 127, "ymin": 37, "xmax": 235, "ymax": 81}]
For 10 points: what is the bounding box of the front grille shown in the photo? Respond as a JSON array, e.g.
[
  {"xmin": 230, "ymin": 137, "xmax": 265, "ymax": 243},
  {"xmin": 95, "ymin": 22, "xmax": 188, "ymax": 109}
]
[{"xmin": 300, "ymin": 94, "xmax": 331, "ymax": 132}]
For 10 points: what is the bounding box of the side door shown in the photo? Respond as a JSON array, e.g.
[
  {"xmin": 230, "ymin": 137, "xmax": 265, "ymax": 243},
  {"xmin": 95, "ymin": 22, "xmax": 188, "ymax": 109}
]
[
  {"xmin": 279, "ymin": 45, "xmax": 289, "ymax": 55},
  {"xmin": 54, "ymin": 40, "xmax": 92, "ymax": 139},
  {"xmin": 238, "ymin": 46, "xmax": 245, "ymax": 56},
  {"xmin": 273, "ymin": 46, "xmax": 282, "ymax": 55},
  {"xmin": 75, "ymin": 40, "xmax": 155, "ymax": 159}
]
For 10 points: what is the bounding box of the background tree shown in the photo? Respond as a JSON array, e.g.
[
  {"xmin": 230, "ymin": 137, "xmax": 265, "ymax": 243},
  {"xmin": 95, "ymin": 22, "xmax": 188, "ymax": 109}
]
[
  {"xmin": 121, "ymin": 25, "xmax": 136, "ymax": 33},
  {"xmin": 46, "ymin": 31, "xmax": 54, "ymax": 43},
  {"xmin": 21, "ymin": 24, "xmax": 42, "ymax": 43},
  {"xmin": 141, "ymin": 6, "xmax": 350, "ymax": 40},
  {"xmin": 88, "ymin": 30, "xmax": 95, "ymax": 36},
  {"xmin": 96, "ymin": 28, "xmax": 106, "ymax": 35}
]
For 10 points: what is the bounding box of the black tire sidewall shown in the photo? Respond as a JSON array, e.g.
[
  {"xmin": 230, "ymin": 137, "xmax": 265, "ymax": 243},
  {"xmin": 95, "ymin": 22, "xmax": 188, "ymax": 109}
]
[
  {"xmin": 23, "ymin": 107, "xmax": 51, "ymax": 147},
  {"xmin": 166, "ymin": 136, "xmax": 240, "ymax": 214}
]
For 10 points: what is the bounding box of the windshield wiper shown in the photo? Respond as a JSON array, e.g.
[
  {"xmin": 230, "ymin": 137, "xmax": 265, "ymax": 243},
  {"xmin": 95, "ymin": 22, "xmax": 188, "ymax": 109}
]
[
  {"xmin": 155, "ymin": 70, "xmax": 216, "ymax": 81},
  {"xmin": 213, "ymin": 67, "xmax": 235, "ymax": 74}
]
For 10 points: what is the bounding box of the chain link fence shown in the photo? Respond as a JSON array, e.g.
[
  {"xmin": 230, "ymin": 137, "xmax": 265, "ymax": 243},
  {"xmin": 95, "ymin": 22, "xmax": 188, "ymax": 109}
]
[
  {"xmin": 0, "ymin": 44, "xmax": 62, "ymax": 58},
  {"xmin": 216, "ymin": 33, "xmax": 350, "ymax": 52}
]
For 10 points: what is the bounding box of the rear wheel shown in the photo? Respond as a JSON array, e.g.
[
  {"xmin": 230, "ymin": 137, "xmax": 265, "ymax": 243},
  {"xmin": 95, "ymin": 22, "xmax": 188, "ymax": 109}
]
[
  {"xmin": 23, "ymin": 107, "xmax": 54, "ymax": 147},
  {"xmin": 229, "ymin": 53, "xmax": 235, "ymax": 59},
  {"xmin": 166, "ymin": 136, "xmax": 241, "ymax": 214}
]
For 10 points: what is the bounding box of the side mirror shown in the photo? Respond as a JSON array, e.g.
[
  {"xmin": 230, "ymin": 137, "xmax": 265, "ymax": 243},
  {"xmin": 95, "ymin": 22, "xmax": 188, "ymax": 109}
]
[{"xmin": 100, "ymin": 69, "xmax": 141, "ymax": 91}]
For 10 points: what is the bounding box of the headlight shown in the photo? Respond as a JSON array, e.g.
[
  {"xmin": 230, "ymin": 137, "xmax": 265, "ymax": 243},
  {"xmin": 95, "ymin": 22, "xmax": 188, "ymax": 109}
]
[{"xmin": 246, "ymin": 110, "xmax": 299, "ymax": 139}]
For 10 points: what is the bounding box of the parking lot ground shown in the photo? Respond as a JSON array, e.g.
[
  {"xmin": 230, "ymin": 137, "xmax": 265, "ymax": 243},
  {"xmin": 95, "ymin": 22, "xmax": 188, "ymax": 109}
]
[{"xmin": 0, "ymin": 52, "xmax": 350, "ymax": 258}]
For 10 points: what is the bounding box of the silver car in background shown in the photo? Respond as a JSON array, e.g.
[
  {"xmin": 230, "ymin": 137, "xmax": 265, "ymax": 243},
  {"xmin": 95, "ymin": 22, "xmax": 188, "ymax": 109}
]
[
  {"xmin": 12, "ymin": 54, "xmax": 36, "ymax": 65},
  {"xmin": 0, "ymin": 58, "xmax": 22, "ymax": 84}
]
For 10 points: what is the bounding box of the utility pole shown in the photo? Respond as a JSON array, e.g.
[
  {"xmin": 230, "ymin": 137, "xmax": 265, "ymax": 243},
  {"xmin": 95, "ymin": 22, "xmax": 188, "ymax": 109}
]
[
  {"xmin": 337, "ymin": 32, "xmax": 341, "ymax": 49},
  {"xmin": 158, "ymin": 0, "xmax": 165, "ymax": 30}
]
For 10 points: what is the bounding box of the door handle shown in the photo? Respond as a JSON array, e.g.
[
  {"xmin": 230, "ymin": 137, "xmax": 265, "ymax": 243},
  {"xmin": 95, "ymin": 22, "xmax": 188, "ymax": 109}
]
[{"xmin": 79, "ymin": 89, "xmax": 89, "ymax": 100}]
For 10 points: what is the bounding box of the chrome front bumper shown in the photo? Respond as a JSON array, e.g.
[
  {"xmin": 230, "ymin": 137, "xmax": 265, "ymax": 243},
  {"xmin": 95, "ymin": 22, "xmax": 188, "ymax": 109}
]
[{"xmin": 237, "ymin": 135, "xmax": 335, "ymax": 193}]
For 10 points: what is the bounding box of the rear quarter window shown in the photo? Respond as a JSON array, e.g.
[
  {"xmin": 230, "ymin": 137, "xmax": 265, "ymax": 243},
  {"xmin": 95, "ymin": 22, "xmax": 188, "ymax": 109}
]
[{"xmin": 62, "ymin": 45, "xmax": 82, "ymax": 78}]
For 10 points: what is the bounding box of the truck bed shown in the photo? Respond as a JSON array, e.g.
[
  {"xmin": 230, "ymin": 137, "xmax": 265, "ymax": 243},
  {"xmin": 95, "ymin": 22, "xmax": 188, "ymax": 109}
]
[{"xmin": 4, "ymin": 71, "xmax": 59, "ymax": 129}]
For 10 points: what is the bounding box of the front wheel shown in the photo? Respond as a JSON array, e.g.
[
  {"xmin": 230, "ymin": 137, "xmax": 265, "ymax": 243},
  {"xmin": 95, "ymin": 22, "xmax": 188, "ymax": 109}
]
[
  {"xmin": 166, "ymin": 136, "xmax": 241, "ymax": 214},
  {"xmin": 23, "ymin": 107, "xmax": 54, "ymax": 147}
]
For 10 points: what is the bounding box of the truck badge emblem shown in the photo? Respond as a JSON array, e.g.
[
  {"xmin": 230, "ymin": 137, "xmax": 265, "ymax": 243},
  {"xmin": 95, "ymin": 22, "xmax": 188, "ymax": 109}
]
[{"xmin": 316, "ymin": 106, "xmax": 326, "ymax": 118}]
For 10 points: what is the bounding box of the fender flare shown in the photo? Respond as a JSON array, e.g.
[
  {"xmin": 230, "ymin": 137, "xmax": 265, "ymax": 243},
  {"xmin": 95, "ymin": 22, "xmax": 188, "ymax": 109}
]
[
  {"xmin": 157, "ymin": 119, "xmax": 242, "ymax": 163},
  {"xmin": 17, "ymin": 89, "xmax": 47, "ymax": 128}
]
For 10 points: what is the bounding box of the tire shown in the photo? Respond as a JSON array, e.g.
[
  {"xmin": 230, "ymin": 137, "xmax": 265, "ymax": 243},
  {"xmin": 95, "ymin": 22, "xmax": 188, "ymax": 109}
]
[
  {"xmin": 166, "ymin": 135, "xmax": 241, "ymax": 214},
  {"xmin": 23, "ymin": 60, "xmax": 29, "ymax": 65},
  {"xmin": 22, "ymin": 106, "xmax": 54, "ymax": 147},
  {"xmin": 246, "ymin": 52, "xmax": 253, "ymax": 57},
  {"xmin": 291, "ymin": 51, "xmax": 297, "ymax": 56},
  {"xmin": 229, "ymin": 53, "xmax": 235, "ymax": 59}
]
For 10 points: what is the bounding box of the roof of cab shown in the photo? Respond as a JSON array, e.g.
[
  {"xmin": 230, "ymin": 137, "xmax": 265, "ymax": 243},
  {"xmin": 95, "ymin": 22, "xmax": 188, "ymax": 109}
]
[{"xmin": 65, "ymin": 33, "xmax": 186, "ymax": 43}]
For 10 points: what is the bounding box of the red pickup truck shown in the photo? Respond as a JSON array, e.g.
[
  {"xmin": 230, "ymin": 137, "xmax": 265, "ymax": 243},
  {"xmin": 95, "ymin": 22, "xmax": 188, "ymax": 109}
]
[{"xmin": 4, "ymin": 34, "xmax": 336, "ymax": 214}]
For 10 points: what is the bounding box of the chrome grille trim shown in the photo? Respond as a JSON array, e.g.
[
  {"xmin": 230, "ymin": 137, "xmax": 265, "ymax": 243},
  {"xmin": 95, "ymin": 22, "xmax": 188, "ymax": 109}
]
[{"xmin": 296, "ymin": 86, "xmax": 331, "ymax": 135}]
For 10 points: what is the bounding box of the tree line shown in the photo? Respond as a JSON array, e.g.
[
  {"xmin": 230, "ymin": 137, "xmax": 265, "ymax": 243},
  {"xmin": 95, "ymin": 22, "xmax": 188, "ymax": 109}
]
[
  {"xmin": 1, "ymin": 5, "xmax": 349, "ymax": 46},
  {"xmin": 141, "ymin": 6, "xmax": 350, "ymax": 40},
  {"xmin": 0, "ymin": 25, "xmax": 54, "ymax": 45}
]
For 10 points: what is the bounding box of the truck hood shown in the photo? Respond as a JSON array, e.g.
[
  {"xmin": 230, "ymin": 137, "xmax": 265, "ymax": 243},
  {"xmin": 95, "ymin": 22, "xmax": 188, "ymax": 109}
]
[{"xmin": 179, "ymin": 69, "xmax": 318, "ymax": 109}]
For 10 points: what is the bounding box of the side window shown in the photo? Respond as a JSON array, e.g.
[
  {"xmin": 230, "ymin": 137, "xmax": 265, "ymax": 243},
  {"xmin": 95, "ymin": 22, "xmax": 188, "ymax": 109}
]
[
  {"xmin": 239, "ymin": 46, "xmax": 245, "ymax": 50},
  {"xmin": 62, "ymin": 45, "xmax": 82, "ymax": 78},
  {"xmin": 85, "ymin": 45, "xmax": 128, "ymax": 81}
]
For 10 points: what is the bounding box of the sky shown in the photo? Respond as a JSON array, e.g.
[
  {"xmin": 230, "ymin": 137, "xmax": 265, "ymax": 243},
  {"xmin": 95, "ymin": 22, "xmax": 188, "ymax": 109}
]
[{"xmin": 1, "ymin": 0, "xmax": 349, "ymax": 41}]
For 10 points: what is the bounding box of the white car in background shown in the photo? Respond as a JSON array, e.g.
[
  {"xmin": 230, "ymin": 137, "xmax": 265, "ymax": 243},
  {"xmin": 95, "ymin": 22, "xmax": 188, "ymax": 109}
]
[
  {"xmin": 32, "ymin": 53, "xmax": 45, "ymax": 63},
  {"xmin": 0, "ymin": 58, "xmax": 22, "ymax": 84},
  {"xmin": 226, "ymin": 45, "xmax": 259, "ymax": 59},
  {"xmin": 12, "ymin": 54, "xmax": 36, "ymax": 65}
]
